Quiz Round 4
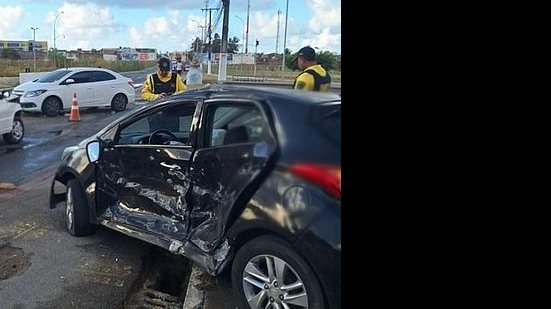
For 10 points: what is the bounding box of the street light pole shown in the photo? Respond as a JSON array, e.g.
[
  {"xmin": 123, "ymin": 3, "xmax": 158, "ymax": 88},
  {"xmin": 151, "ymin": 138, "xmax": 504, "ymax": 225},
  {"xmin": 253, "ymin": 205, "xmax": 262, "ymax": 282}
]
[
  {"xmin": 31, "ymin": 27, "xmax": 38, "ymax": 72},
  {"xmin": 53, "ymin": 11, "xmax": 64, "ymax": 69},
  {"xmin": 281, "ymin": 0, "xmax": 289, "ymax": 79},
  {"xmin": 235, "ymin": 15, "xmax": 245, "ymax": 53},
  {"xmin": 192, "ymin": 19, "xmax": 206, "ymax": 54},
  {"xmin": 245, "ymin": 0, "xmax": 250, "ymax": 53}
]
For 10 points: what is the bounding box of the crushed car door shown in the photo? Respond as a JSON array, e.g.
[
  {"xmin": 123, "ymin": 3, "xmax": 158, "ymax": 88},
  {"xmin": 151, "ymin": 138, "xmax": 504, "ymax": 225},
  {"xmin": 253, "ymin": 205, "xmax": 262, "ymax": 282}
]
[
  {"xmin": 95, "ymin": 102, "xmax": 197, "ymax": 242},
  {"xmin": 187, "ymin": 99, "xmax": 277, "ymax": 253}
]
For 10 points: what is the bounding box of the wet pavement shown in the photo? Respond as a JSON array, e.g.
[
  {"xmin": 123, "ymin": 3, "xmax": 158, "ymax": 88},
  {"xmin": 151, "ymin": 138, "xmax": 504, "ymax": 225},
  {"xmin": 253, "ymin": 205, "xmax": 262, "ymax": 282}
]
[{"xmin": 0, "ymin": 104, "xmax": 138, "ymax": 185}]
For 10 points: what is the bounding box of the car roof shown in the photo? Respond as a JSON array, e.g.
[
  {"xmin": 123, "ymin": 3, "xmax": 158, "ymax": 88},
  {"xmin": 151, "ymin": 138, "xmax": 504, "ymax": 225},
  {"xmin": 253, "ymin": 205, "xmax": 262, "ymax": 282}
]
[
  {"xmin": 166, "ymin": 84, "xmax": 340, "ymax": 106},
  {"xmin": 54, "ymin": 67, "xmax": 120, "ymax": 73}
]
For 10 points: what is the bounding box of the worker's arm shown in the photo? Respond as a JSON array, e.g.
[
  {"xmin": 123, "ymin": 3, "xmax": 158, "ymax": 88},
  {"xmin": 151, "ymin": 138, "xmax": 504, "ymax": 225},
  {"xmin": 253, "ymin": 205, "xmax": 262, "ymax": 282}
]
[
  {"xmin": 294, "ymin": 73, "xmax": 315, "ymax": 91},
  {"xmin": 141, "ymin": 75, "xmax": 161, "ymax": 101},
  {"xmin": 175, "ymin": 74, "xmax": 187, "ymax": 94}
]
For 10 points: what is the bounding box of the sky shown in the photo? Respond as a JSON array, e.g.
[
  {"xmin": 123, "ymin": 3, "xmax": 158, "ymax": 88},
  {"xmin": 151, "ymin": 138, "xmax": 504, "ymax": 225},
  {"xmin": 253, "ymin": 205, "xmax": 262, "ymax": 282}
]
[{"xmin": 0, "ymin": 0, "xmax": 341, "ymax": 55}]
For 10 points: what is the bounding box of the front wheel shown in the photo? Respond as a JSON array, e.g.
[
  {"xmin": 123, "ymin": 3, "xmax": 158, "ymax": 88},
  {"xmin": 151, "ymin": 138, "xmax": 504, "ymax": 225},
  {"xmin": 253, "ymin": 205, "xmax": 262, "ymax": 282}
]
[
  {"xmin": 3, "ymin": 117, "xmax": 24, "ymax": 144},
  {"xmin": 41, "ymin": 96, "xmax": 62, "ymax": 117},
  {"xmin": 231, "ymin": 235, "xmax": 326, "ymax": 309},
  {"xmin": 66, "ymin": 179, "xmax": 96, "ymax": 236}
]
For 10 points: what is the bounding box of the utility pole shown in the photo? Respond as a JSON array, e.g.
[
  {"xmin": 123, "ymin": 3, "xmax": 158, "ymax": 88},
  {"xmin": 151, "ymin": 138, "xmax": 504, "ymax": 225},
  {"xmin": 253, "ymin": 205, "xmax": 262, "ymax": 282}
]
[
  {"xmin": 53, "ymin": 11, "xmax": 64, "ymax": 69},
  {"xmin": 245, "ymin": 0, "xmax": 250, "ymax": 53},
  {"xmin": 281, "ymin": 0, "xmax": 289, "ymax": 79},
  {"xmin": 218, "ymin": 0, "xmax": 230, "ymax": 83},
  {"xmin": 276, "ymin": 9, "xmax": 281, "ymax": 54},
  {"xmin": 202, "ymin": 6, "xmax": 219, "ymax": 74},
  {"xmin": 31, "ymin": 27, "xmax": 38, "ymax": 72}
]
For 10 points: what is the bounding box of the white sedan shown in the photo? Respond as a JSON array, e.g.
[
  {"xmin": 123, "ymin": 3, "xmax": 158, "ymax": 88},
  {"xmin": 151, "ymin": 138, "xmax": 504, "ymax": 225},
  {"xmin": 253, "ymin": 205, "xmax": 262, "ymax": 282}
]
[
  {"xmin": 9, "ymin": 67, "xmax": 135, "ymax": 117},
  {"xmin": 0, "ymin": 91, "xmax": 24, "ymax": 144}
]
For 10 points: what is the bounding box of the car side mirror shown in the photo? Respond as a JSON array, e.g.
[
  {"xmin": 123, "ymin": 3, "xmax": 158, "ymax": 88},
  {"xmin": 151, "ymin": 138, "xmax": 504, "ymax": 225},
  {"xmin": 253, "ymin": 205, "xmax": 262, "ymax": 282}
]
[
  {"xmin": 86, "ymin": 141, "xmax": 101, "ymax": 163},
  {"xmin": 2, "ymin": 91, "xmax": 8, "ymax": 98},
  {"xmin": 65, "ymin": 78, "xmax": 75, "ymax": 84}
]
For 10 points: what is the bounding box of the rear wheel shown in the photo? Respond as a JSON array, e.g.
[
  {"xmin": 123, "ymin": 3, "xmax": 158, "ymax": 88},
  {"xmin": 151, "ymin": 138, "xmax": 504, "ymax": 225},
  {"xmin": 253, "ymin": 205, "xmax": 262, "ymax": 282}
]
[
  {"xmin": 231, "ymin": 235, "xmax": 326, "ymax": 309},
  {"xmin": 2, "ymin": 117, "xmax": 24, "ymax": 144},
  {"xmin": 41, "ymin": 96, "xmax": 62, "ymax": 117},
  {"xmin": 111, "ymin": 94, "xmax": 127, "ymax": 112},
  {"xmin": 66, "ymin": 179, "xmax": 96, "ymax": 236}
]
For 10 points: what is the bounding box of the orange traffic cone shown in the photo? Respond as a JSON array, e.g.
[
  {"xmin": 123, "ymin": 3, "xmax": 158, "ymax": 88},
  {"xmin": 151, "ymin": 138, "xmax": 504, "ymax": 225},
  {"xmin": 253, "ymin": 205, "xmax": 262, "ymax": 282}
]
[{"xmin": 68, "ymin": 93, "xmax": 80, "ymax": 122}]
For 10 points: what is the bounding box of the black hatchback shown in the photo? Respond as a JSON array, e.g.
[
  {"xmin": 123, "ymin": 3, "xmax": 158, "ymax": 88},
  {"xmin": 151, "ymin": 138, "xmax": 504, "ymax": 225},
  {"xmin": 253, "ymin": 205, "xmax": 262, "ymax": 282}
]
[{"xmin": 50, "ymin": 85, "xmax": 341, "ymax": 309}]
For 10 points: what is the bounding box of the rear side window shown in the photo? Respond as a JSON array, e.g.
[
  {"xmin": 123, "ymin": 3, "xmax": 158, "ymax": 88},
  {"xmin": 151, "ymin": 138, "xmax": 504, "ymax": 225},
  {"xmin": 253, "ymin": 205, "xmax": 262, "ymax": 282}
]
[
  {"xmin": 94, "ymin": 71, "xmax": 116, "ymax": 81},
  {"xmin": 313, "ymin": 102, "xmax": 340, "ymax": 146},
  {"xmin": 207, "ymin": 105, "xmax": 272, "ymax": 147}
]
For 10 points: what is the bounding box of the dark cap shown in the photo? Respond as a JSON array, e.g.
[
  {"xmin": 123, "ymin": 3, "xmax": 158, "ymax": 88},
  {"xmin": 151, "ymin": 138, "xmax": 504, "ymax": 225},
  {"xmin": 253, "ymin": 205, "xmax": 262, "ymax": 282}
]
[
  {"xmin": 158, "ymin": 57, "xmax": 171, "ymax": 71},
  {"xmin": 294, "ymin": 46, "xmax": 316, "ymax": 61}
]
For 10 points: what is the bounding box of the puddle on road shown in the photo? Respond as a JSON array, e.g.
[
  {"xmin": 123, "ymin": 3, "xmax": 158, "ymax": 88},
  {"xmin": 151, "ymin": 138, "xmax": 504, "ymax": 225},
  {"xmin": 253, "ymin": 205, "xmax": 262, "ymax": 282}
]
[
  {"xmin": 0, "ymin": 243, "xmax": 31, "ymax": 280},
  {"xmin": 47, "ymin": 130, "xmax": 63, "ymax": 136}
]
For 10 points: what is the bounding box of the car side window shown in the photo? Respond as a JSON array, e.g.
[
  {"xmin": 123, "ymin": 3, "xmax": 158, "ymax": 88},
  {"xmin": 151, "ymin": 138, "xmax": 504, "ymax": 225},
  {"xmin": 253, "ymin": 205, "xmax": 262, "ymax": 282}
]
[
  {"xmin": 94, "ymin": 71, "xmax": 116, "ymax": 82},
  {"xmin": 117, "ymin": 104, "xmax": 196, "ymax": 146},
  {"xmin": 68, "ymin": 71, "xmax": 93, "ymax": 84},
  {"xmin": 207, "ymin": 104, "xmax": 272, "ymax": 147}
]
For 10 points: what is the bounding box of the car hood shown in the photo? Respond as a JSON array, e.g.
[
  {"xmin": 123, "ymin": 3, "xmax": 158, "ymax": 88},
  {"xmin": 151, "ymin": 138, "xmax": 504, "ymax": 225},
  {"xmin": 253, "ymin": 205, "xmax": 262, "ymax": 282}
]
[{"xmin": 14, "ymin": 81, "xmax": 57, "ymax": 92}]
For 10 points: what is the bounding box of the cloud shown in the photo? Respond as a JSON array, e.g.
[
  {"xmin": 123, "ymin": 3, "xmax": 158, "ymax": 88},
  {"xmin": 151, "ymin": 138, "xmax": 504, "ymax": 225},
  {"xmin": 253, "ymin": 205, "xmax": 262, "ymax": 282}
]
[
  {"xmin": 128, "ymin": 13, "xmax": 202, "ymax": 52},
  {"xmin": 307, "ymin": 0, "xmax": 341, "ymax": 31},
  {"xmin": 302, "ymin": 28, "xmax": 341, "ymax": 51},
  {"xmin": 239, "ymin": 0, "xmax": 340, "ymax": 54},
  {"xmin": 53, "ymin": 0, "xmax": 207, "ymax": 9},
  {"xmin": 278, "ymin": 0, "xmax": 340, "ymax": 54},
  {"xmin": 0, "ymin": 6, "xmax": 24, "ymax": 39},
  {"xmin": 46, "ymin": 3, "xmax": 116, "ymax": 49}
]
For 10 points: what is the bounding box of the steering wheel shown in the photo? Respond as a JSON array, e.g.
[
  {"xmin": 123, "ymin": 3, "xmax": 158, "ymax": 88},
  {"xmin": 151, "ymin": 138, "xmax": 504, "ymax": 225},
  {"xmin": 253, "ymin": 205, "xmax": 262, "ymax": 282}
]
[{"xmin": 148, "ymin": 129, "xmax": 179, "ymax": 145}]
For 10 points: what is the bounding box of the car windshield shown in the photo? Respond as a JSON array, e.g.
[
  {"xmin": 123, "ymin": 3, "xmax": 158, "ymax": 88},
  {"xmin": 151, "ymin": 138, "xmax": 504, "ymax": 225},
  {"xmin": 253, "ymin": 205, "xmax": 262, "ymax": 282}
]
[
  {"xmin": 313, "ymin": 101, "xmax": 341, "ymax": 146},
  {"xmin": 36, "ymin": 70, "xmax": 72, "ymax": 83}
]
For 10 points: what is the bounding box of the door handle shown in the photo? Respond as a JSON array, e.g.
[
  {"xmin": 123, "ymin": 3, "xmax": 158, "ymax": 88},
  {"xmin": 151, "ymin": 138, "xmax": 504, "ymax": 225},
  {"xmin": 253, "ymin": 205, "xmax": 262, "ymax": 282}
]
[{"xmin": 160, "ymin": 162, "xmax": 181, "ymax": 170}]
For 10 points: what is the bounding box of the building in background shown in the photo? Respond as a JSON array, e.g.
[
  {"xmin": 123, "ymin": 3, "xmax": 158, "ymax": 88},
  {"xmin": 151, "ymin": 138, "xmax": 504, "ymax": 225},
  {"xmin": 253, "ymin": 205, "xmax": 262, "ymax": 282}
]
[
  {"xmin": 0, "ymin": 40, "xmax": 48, "ymax": 53},
  {"xmin": 101, "ymin": 47, "xmax": 156, "ymax": 61}
]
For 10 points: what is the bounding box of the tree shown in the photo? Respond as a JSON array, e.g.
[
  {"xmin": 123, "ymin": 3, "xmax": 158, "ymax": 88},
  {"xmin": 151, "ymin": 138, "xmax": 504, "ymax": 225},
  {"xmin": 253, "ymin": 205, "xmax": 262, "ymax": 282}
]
[
  {"xmin": 228, "ymin": 37, "xmax": 240, "ymax": 53},
  {"xmin": 1, "ymin": 48, "xmax": 20, "ymax": 59},
  {"xmin": 210, "ymin": 33, "xmax": 240, "ymax": 53},
  {"xmin": 285, "ymin": 48, "xmax": 337, "ymax": 71},
  {"xmin": 285, "ymin": 48, "xmax": 298, "ymax": 71},
  {"xmin": 316, "ymin": 51, "xmax": 337, "ymax": 71},
  {"xmin": 190, "ymin": 37, "xmax": 204, "ymax": 53}
]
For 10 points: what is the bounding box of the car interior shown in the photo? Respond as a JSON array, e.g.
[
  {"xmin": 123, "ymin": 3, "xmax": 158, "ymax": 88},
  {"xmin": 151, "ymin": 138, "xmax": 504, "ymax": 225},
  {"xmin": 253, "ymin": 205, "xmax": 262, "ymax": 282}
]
[{"xmin": 117, "ymin": 105, "xmax": 195, "ymax": 146}]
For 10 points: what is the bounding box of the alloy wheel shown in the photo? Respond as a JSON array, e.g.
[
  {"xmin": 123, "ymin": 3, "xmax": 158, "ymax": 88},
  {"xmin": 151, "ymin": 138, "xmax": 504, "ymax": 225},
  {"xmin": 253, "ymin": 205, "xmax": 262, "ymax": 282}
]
[
  {"xmin": 242, "ymin": 254, "xmax": 309, "ymax": 309},
  {"xmin": 11, "ymin": 119, "xmax": 23, "ymax": 141},
  {"xmin": 112, "ymin": 94, "xmax": 127, "ymax": 111},
  {"xmin": 66, "ymin": 186, "xmax": 74, "ymax": 231}
]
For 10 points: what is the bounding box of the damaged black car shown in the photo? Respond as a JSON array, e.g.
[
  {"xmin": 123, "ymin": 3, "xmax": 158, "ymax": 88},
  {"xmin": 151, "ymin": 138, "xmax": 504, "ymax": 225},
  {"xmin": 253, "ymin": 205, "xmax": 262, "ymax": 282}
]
[{"xmin": 50, "ymin": 85, "xmax": 341, "ymax": 309}]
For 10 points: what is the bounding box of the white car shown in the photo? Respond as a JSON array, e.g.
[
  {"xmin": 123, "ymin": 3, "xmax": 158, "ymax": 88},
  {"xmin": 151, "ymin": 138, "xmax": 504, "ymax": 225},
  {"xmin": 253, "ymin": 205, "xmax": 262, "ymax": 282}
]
[
  {"xmin": 10, "ymin": 67, "xmax": 135, "ymax": 117},
  {"xmin": 0, "ymin": 91, "xmax": 24, "ymax": 144}
]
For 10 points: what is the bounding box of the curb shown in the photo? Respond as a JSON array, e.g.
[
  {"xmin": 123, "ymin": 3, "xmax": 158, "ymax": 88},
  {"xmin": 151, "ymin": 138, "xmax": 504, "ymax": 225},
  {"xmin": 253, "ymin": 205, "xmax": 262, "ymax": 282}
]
[{"xmin": 182, "ymin": 263, "xmax": 206, "ymax": 309}]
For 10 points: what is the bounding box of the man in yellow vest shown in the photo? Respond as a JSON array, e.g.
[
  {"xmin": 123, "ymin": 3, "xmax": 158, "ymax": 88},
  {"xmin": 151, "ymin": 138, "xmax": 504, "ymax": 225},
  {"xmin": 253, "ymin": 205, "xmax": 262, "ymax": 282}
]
[
  {"xmin": 141, "ymin": 57, "xmax": 187, "ymax": 101},
  {"xmin": 292, "ymin": 46, "xmax": 331, "ymax": 92}
]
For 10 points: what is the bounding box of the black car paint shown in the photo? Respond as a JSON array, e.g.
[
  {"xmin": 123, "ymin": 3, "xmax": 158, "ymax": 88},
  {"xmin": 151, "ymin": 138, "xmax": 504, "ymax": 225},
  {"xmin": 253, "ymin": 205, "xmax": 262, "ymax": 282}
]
[{"xmin": 50, "ymin": 85, "xmax": 341, "ymax": 308}]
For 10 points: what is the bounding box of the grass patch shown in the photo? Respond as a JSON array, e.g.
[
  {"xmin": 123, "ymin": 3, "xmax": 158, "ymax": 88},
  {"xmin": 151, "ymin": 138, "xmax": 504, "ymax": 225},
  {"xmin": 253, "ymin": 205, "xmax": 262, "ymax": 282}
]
[{"xmin": 0, "ymin": 59, "xmax": 156, "ymax": 77}]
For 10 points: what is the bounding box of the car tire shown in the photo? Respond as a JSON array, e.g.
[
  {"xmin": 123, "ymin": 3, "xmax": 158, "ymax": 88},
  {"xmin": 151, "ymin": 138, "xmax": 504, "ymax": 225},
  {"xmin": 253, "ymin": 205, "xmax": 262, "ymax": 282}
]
[
  {"xmin": 66, "ymin": 179, "xmax": 97, "ymax": 236},
  {"xmin": 42, "ymin": 96, "xmax": 62, "ymax": 117},
  {"xmin": 111, "ymin": 94, "xmax": 127, "ymax": 112},
  {"xmin": 2, "ymin": 117, "xmax": 24, "ymax": 144},
  {"xmin": 231, "ymin": 235, "xmax": 326, "ymax": 309}
]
